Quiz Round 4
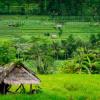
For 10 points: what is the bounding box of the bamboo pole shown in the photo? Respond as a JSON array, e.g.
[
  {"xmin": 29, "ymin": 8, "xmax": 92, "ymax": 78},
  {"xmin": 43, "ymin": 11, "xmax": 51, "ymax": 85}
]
[
  {"xmin": 30, "ymin": 84, "xmax": 32, "ymax": 93},
  {"xmin": 21, "ymin": 84, "xmax": 25, "ymax": 93},
  {"xmin": 15, "ymin": 84, "xmax": 22, "ymax": 92},
  {"xmin": 3, "ymin": 85, "xmax": 5, "ymax": 94}
]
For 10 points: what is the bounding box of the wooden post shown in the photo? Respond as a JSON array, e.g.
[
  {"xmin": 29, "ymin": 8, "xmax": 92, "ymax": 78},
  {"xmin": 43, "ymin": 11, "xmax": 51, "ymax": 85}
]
[
  {"xmin": 3, "ymin": 85, "xmax": 5, "ymax": 94},
  {"xmin": 21, "ymin": 84, "xmax": 25, "ymax": 93},
  {"xmin": 30, "ymin": 84, "xmax": 32, "ymax": 93},
  {"xmin": 15, "ymin": 84, "xmax": 22, "ymax": 92}
]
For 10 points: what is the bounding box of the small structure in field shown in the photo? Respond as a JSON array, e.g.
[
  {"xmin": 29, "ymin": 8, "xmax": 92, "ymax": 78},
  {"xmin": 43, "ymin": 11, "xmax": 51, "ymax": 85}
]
[
  {"xmin": 53, "ymin": 24, "xmax": 63, "ymax": 29},
  {"xmin": 56, "ymin": 24, "xmax": 62, "ymax": 29},
  {"xmin": 51, "ymin": 34, "xmax": 57, "ymax": 39},
  {"xmin": 0, "ymin": 62, "xmax": 40, "ymax": 94}
]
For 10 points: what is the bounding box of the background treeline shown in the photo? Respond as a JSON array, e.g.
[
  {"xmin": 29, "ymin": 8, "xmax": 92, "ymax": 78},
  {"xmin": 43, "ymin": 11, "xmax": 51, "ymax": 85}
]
[{"xmin": 0, "ymin": 0, "xmax": 100, "ymax": 17}]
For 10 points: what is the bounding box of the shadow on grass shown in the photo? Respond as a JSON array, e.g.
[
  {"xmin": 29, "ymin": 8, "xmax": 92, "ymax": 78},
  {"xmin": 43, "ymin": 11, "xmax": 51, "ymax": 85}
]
[{"xmin": 0, "ymin": 90, "xmax": 66, "ymax": 100}]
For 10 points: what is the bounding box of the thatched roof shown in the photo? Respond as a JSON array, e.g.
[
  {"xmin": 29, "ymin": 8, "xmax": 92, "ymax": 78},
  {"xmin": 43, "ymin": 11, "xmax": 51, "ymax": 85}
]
[
  {"xmin": 0, "ymin": 67, "xmax": 4, "ymax": 73},
  {"xmin": 0, "ymin": 67, "xmax": 5, "ymax": 83},
  {"xmin": 0, "ymin": 62, "xmax": 40, "ymax": 85}
]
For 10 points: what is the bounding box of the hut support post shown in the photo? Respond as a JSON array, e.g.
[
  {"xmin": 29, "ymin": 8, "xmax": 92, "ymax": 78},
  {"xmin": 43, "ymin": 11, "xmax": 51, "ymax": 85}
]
[
  {"xmin": 30, "ymin": 84, "xmax": 32, "ymax": 93},
  {"xmin": 15, "ymin": 84, "xmax": 22, "ymax": 92},
  {"xmin": 15, "ymin": 84, "xmax": 25, "ymax": 93},
  {"xmin": 3, "ymin": 85, "xmax": 5, "ymax": 94},
  {"xmin": 21, "ymin": 84, "xmax": 25, "ymax": 93}
]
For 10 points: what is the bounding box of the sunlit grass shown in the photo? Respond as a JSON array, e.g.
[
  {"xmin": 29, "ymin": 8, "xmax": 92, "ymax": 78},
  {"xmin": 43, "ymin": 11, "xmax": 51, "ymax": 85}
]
[{"xmin": 0, "ymin": 74, "xmax": 100, "ymax": 100}]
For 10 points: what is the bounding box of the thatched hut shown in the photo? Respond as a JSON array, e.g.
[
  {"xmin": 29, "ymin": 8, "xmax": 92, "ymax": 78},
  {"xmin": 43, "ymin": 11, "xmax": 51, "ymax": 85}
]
[{"xmin": 0, "ymin": 62, "xmax": 41, "ymax": 94}]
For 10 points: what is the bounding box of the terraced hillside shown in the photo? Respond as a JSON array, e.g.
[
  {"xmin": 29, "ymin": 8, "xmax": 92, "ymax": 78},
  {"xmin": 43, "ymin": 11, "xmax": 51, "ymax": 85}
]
[{"xmin": 0, "ymin": 16, "xmax": 100, "ymax": 41}]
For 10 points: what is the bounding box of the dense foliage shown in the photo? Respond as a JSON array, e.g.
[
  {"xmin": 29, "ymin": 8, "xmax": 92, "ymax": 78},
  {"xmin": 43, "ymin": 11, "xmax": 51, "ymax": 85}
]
[
  {"xmin": 0, "ymin": 0, "xmax": 100, "ymax": 17},
  {"xmin": 0, "ymin": 33, "xmax": 100, "ymax": 74}
]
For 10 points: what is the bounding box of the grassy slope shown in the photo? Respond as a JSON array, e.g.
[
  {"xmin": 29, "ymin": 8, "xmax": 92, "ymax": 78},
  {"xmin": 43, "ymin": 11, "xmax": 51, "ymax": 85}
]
[{"xmin": 0, "ymin": 74, "xmax": 100, "ymax": 100}]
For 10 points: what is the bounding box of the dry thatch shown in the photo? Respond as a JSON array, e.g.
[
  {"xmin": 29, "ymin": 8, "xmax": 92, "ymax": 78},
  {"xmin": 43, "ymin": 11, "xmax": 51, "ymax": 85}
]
[
  {"xmin": 0, "ymin": 62, "xmax": 40, "ymax": 85},
  {"xmin": 0, "ymin": 67, "xmax": 5, "ymax": 83}
]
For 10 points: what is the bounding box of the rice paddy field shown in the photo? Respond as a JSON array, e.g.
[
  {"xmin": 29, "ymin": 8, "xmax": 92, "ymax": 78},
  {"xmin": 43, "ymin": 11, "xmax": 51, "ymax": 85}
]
[
  {"xmin": 0, "ymin": 15, "xmax": 100, "ymax": 42},
  {"xmin": 0, "ymin": 16, "xmax": 100, "ymax": 100},
  {"xmin": 0, "ymin": 74, "xmax": 100, "ymax": 100}
]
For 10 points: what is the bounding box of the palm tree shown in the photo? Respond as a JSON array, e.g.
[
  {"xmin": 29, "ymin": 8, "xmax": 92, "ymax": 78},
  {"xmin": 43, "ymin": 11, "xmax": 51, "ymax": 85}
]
[
  {"xmin": 30, "ymin": 37, "xmax": 54, "ymax": 74},
  {"xmin": 76, "ymin": 47, "xmax": 91, "ymax": 74}
]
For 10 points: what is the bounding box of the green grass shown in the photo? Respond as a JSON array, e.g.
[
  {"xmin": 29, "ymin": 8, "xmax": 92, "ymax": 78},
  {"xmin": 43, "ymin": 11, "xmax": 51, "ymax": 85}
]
[
  {"xmin": 0, "ymin": 74, "xmax": 100, "ymax": 100},
  {"xmin": 0, "ymin": 15, "xmax": 100, "ymax": 41},
  {"xmin": 0, "ymin": 16, "xmax": 100, "ymax": 100}
]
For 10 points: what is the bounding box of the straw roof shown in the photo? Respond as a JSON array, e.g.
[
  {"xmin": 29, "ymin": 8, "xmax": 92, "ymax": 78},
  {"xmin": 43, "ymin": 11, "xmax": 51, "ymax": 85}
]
[
  {"xmin": 0, "ymin": 67, "xmax": 5, "ymax": 83},
  {"xmin": 0, "ymin": 62, "xmax": 40, "ymax": 85}
]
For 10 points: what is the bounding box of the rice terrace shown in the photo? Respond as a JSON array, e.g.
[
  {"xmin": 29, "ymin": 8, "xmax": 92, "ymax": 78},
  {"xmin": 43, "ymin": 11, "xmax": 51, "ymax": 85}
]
[{"xmin": 0, "ymin": 0, "xmax": 100, "ymax": 100}]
